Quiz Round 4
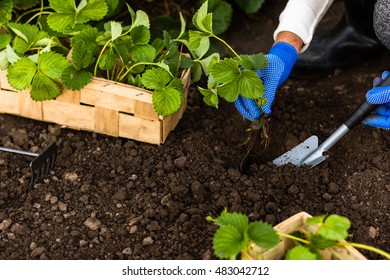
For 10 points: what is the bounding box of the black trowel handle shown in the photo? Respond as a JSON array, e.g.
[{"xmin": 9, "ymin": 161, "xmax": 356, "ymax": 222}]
[{"xmin": 344, "ymin": 75, "xmax": 390, "ymax": 129}]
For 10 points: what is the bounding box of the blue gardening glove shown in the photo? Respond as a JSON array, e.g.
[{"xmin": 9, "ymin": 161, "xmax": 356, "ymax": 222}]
[
  {"xmin": 234, "ymin": 42, "xmax": 298, "ymax": 121},
  {"xmin": 364, "ymin": 71, "xmax": 390, "ymax": 129}
]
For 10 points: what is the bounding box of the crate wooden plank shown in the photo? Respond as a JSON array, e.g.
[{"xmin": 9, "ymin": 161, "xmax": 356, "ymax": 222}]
[
  {"xmin": 80, "ymin": 87, "xmax": 136, "ymax": 114},
  {"xmin": 94, "ymin": 106, "xmax": 119, "ymax": 137},
  {"xmin": 119, "ymin": 113, "xmax": 161, "ymax": 144},
  {"xmin": 18, "ymin": 90, "xmax": 43, "ymax": 120},
  {"xmin": 56, "ymin": 89, "xmax": 81, "ymax": 104},
  {"xmin": 0, "ymin": 89, "xmax": 19, "ymax": 114},
  {"xmin": 133, "ymin": 100, "xmax": 159, "ymax": 121},
  {"xmin": 84, "ymin": 77, "xmax": 153, "ymax": 103},
  {"xmin": 42, "ymin": 100, "xmax": 95, "ymax": 131}
]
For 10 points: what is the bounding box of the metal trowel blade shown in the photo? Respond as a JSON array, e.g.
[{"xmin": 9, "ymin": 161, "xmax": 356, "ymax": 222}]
[{"xmin": 272, "ymin": 135, "xmax": 319, "ymax": 166}]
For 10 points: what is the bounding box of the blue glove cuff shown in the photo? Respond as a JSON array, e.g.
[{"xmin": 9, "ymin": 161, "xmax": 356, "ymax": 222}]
[{"xmin": 269, "ymin": 42, "xmax": 299, "ymax": 83}]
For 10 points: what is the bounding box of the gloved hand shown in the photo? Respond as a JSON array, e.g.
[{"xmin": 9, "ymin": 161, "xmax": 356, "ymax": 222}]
[
  {"xmin": 364, "ymin": 71, "xmax": 390, "ymax": 129},
  {"xmin": 234, "ymin": 42, "xmax": 298, "ymax": 121}
]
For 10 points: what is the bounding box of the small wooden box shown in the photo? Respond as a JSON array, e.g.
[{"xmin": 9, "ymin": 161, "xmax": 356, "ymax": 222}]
[
  {"xmin": 0, "ymin": 69, "xmax": 191, "ymax": 145},
  {"xmin": 242, "ymin": 211, "xmax": 367, "ymax": 260}
]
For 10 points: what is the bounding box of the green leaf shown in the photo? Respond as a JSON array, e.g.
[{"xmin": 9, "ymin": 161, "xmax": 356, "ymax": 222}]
[
  {"xmin": 198, "ymin": 86, "xmax": 219, "ymax": 108},
  {"xmin": 130, "ymin": 26, "xmax": 150, "ymax": 45},
  {"xmin": 237, "ymin": 70, "xmax": 264, "ymax": 99},
  {"xmin": 241, "ymin": 53, "xmax": 268, "ymax": 71},
  {"xmin": 30, "ymin": 72, "xmax": 61, "ymax": 101},
  {"xmin": 130, "ymin": 44, "xmax": 156, "ymax": 63},
  {"xmin": 5, "ymin": 44, "xmax": 19, "ymax": 63},
  {"xmin": 108, "ymin": 21, "xmax": 122, "ymax": 41},
  {"xmin": 38, "ymin": 52, "xmax": 70, "ymax": 80},
  {"xmin": 0, "ymin": 50, "xmax": 9, "ymax": 69},
  {"xmin": 192, "ymin": 0, "xmax": 213, "ymax": 33},
  {"xmin": 49, "ymin": 0, "xmax": 76, "ymax": 13},
  {"xmin": 214, "ymin": 211, "xmax": 249, "ymax": 233},
  {"xmin": 210, "ymin": 58, "xmax": 239, "ymax": 84},
  {"xmin": 152, "ymin": 80, "xmax": 183, "ymax": 116},
  {"xmin": 7, "ymin": 57, "xmax": 36, "ymax": 90},
  {"xmin": 61, "ymin": 65, "xmax": 92, "ymax": 90},
  {"xmin": 217, "ymin": 76, "xmax": 240, "ymax": 102},
  {"xmin": 285, "ymin": 245, "xmax": 318, "ymax": 260},
  {"xmin": 76, "ymin": 0, "xmax": 108, "ymax": 23},
  {"xmin": 127, "ymin": 4, "xmax": 150, "ymax": 29},
  {"xmin": 13, "ymin": 0, "xmax": 40, "ymax": 10},
  {"xmin": 141, "ymin": 68, "xmax": 171, "ymax": 90},
  {"xmin": 213, "ymin": 225, "xmax": 247, "ymax": 260},
  {"xmin": 208, "ymin": 0, "xmax": 232, "ymax": 35},
  {"xmin": 306, "ymin": 215, "xmax": 326, "ymax": 226},
  {"xmin": 47, "ymin": 13, "xmax": 75, "ymax": 32},
  {"xmin": 189, "ymin": 30, "xmax": 210, "ymax": 59},
  {"xmin": 98, "ymin": 47, "xmax": 116, "ymax": 70},
  {"xmin": 71, "ymin": 40, "xmax": 95, "ymax": 70},
  {"xmin": 13, "ymin": 37, "xmax": 29, "ymax": 53},
  {"xmin": 105, "ymin": 0, "xmax": 120, "ymax": 18},
  {"xmin": 177, "ymin": 12, "xmax": 186, "ymax": 39},
  {"xmin": 7, "ymin": 22, "xmax": 38, "ymax": 44},
  {"xmin": 247, "ymin": 221, "xmax": 280, "ymax": 249},
  {"xmin": 199, "ymin": 52, "xmax": 220, "ymax": 76},
  {"xmin": 0, "ymin": 0, "xmax": 13, "ymax": 26},
  {"xmin": 0, "ymin": 34, "xmax": 11, "ymax": 49},
  {"xmin": 317, "ymin": 215, "xmax": 351, "ymax": 241},
  {"xmin": 311, "ymin": 234, "xmax": 338, "ymax": 250},
  {"xmin": 234, "ymin": 0, "xmax": 265, "ymax": 14}
]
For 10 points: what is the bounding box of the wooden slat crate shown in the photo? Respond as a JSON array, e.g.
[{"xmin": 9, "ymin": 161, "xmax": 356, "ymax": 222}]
[
  {"xmin": 0, "ymin": 69, "xmax": 191, "ymax": 145},
  {"xmin": 241, "ymin": 211, "xmax": 367, "ymax": 260}
]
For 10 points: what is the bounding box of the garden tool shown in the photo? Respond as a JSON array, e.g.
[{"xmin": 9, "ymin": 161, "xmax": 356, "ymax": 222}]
[
  {"xmin": 0, "ymin": 143, "xmax": 57, "ymax": 187},
  {"xmin": 273, "ymin": 75, "xmax": 390, "ymax": 167}
]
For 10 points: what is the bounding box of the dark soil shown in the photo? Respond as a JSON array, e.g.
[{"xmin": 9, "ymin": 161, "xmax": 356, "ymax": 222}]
[{"xmin": 1, "ymin": 1, "xmax": 390, "ymax": 260}]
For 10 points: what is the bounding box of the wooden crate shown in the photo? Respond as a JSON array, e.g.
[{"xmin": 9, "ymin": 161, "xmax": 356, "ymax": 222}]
[
  {"xmin": 241, "ymin": 211, "xmax": 367, "ymax": 260},
  {"xmin": 0, "ymin": 69, "xmax": 191, "ymax": 145}
]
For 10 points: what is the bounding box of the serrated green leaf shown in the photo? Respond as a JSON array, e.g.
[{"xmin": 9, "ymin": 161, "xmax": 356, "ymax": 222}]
[
  {"xmin": 0, "ymin": 34, "xmax": 11, "ymax": 49},
  {"xmin": 177, "ymin": 12, "xmax": 186, "ymax": 39},
  {"xmin": 213, "ymin": 225, "xmax": 247, "ymax": 260},
  {"xmin": 132, "ymin": 10, "xmax": 150, "ymax": 29},
  {"xmin": 130, "ymin": 44, "xmax": 156, "ymax": 63},
  {"xmin": 111, "ymin": 21, "xmax": 122, "ymax": 41},
  {"xmin": 30, "ymin": 72, "xmax": 61, "ymax": 100},
  {"xmin": 311, "ymin": 234, "xmax": 338, "ymax": 250},
  {"xmin": 141, "ymin": 68, "xmax": 171, "ymax": 90},
  {"xmin": 0, "ymin": 50, "xmax": 9, "ymax": 69},
  {"xmin": 0, "ymin": 0, "xmax": 13, "ymax": 26},
  {"xmin": 105, "ymin": 0, "xmax": 120, "ymax": 18},
  {"xmin": 208, "ymin": 0, "xmax": 232, "ymax": 35},
  {"xmin": 188, "ymin": 30, "xmax": 210, "ymax": 59},
  {"xmin": 98, "ymin": 47, "xmax": 116, "ymax": 70},
  {"xmin": 190, "ymin": 62, "xmax": 202, "ymax": 83},
  {"xmin": 71, "ymin": 40, "xmax": 95, "ymax": 70},
  {"xmin": 33, "ymin": 31, "xmax": 51, "ymax": 47},
  {"xmin": 61, "ymin": 65, "xmax": 92, "ymax": 90},
  {"xmin": 217, "ymin": 76, "xmax": 239, "ymax": 102},
  {"xmin": 198, "ymin": 86, "xmax": 218, "ymax": 108},
  {"xmin": 47, "ymin": 13, "xmax": 75, "ymax": 32},
  {"xmin": 8, "ymin": 22, "xmax": 38, "ymax": 44},
  {"xmin": 130, "ymin": 25, "xmax": 150, "ymax": 45},
  {"xmin": 192, "ymin": 0, "xmax": 212, "ymax": 33},
  {"xmin": 210, "ymin": 58, "xmax": 239, "ymax": 84},
  {"xmin": 152, "ymin": 81, "xmax": 183, "ymax": 116},
  {"xmin": 7, "ymin": 57, "xmax": 36, "ymax": 90},
  {"xmin": 237, "ymin": 70, "xmax": 264, "ymax": 99},
  {"xmin": 13, "ymin": 37, "xmax": 29, "ymax": 53},
  {"xmin": 199, "ymin": 52, "xmax": 220, "ymax": 76},
  {"xmin": 247, "ymin": 221, "xmax": 280, "ymax": 249},
  {"xmin": 306, "ymin": 215, "xmax": 326, "ymax": 226},
  {"xmin": 241, "ymin": 53, "xmax": 268, "ymax": 71},
  {"xmin": 5, "ymin": 44, "xmax": 19, "ymax": 63},
  {"xmin": 286, "ymin": 245, "xmax": 318, "ymax": 260},
  {"xmin": 127, "ymin": 74, "xmax": 142, "ymax": 87},
  {"xmin": 113, "ymin": 40, "xmax": 129, "ymax": 64},
  {"xmin": 38, "ymin": 52, "xmax": 70, "ymax": 79},
  {"xmin": 49, "ymin": 0, "xmax": 76, "ymax": 14},
  {"xmin": 76, "ymin": 0, "xmax": 108, "ymax": 23},
  {"xmin": 214, "ymin": 211, "xmax": 249, "ymax": 233},
  {"xmin": 317, "ymin": 215, "xmax": 351, "ymax": 240}
]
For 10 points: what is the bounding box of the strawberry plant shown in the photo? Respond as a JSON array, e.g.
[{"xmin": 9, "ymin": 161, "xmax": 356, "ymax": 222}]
[
  {"xmin": 208, "ymin": 209, "xmax": 390, "ymax": 260},
  {"xmin": 0, "ymin": 0, "xmax": 193, "ymax": 117}
]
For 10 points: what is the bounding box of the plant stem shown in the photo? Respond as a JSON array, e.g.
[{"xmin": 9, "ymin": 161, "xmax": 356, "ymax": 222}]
[
  {"xmin": 15, "ymin": 6, "xmax": 51, "ymax": 23},
  {"xmin": 277, "ymin": 232, "xmax": 310, "ymax": 245},
  {"xmin": 211, "ymin": 34, "xmax": 242, "ymax": 61},
  {"xmin": 337, "ymin": 241, "xmax": 390, "ymax": 259},
  {"xmin": 117, "ymin": 62, "xmax": 164, "ymax": 82},
  {"xmin": 25, "ymin": 11, "xmax": 52, "ymax": 24}
]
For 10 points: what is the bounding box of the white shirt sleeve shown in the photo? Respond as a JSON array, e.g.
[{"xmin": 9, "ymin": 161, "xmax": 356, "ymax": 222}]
[{"xmin": 273, "ymin": 0, "xmax": 334, "ymax": 52}]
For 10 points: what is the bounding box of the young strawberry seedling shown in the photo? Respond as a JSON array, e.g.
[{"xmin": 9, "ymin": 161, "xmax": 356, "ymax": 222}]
[{"xmin": 207, "ymin": 209, "xmax": 390, "ymax": 260}]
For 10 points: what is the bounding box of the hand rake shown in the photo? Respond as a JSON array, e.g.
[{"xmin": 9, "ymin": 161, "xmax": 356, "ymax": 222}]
[{"xmin": 0, "ymin": 143, "xmax": 57, "ymax": 187}]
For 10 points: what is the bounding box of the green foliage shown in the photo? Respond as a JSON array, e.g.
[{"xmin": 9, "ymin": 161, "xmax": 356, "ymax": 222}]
[
  {"xmin": 232, "ymin": 0, "xmax": 266, "ymax": 14},
  {"xmin": 209, "ymin": 210, "xmax": 390, "ymax": 260}
]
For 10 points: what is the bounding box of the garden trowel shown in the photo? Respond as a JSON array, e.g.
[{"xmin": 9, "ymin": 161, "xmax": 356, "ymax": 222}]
[{"xmin": 273, "ymin": 75, "xmax": 390, "ymax": 167}]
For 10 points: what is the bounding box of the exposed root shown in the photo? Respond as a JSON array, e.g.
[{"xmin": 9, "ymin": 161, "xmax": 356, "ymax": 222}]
[{"xmin": 239, "ymin": 116, "xmax": 270, "ymax": 172}]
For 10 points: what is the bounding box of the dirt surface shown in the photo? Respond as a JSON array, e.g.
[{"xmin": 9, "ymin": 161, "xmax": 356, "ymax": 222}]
[{"xmin": 1, "ymin": 1, "xmax": 390, "ymax": 260}]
